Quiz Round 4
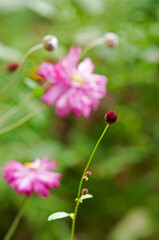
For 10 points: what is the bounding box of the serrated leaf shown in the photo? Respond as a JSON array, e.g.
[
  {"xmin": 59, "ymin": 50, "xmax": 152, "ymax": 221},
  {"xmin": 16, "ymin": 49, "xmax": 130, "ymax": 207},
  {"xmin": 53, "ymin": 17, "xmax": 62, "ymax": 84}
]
[
  {"xmin": 81, "ymin": 194, "xmax": 93, "ymax": 202},
  {"xmin": 48, "ymin": 212, "xmax": 73, "ymax": 221}
]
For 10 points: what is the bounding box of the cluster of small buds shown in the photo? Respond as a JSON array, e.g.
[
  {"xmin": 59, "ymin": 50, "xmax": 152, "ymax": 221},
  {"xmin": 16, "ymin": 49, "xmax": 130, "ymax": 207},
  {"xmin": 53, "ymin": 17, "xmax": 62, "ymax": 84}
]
[
  {"xmin": 83, "ymin": 171, "xmax": 92, "ymax": 181},
  {"xmin": 105, "ymin": 110, "xmax": 118, "ymax": 125},
  {"xmin": 82, "ymin": 188, "xmax": 88, "ymax": 195},
  {"xmin": 43, "ymin": 35, "xmax": 58, "ymax": 51},
  {"xmin": 81, "ymin": 172, "xmax": 92, "ymax": 196},
  {"xmin": 103, "ymin": 32, "xmax": 119, "ymax": 48}
]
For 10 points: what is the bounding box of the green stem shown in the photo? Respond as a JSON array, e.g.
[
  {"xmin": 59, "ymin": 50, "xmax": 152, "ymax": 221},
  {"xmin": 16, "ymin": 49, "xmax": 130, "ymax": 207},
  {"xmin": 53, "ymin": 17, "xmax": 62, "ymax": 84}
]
[
  {"xmin": 0, "ymin": 105, "xmax": 48, "ymax": 136},
  {"xmin": 70, "ymin": 124, "xmax": 109, "ymax": 240},
  {"xmin": 0, "ymin": 94, "xmax": 34, "ymax": 126},
  {"xmin": 21, "ymin": 43, "xmax": 43, "ymax": 65},
  {"xmin": 0, "ymin": 43, "xmax": 43, "ymax": 98},
  {"xmin": 0, "ymin": 82, "xmax": 49, "ymax": 126},
  {"xmin": 3, "ymin": 197, "xmax": 27, "ymax": 240},
  {"xmin": 82, "ymin": 37, "xmax": 104, "ymax": 56}
]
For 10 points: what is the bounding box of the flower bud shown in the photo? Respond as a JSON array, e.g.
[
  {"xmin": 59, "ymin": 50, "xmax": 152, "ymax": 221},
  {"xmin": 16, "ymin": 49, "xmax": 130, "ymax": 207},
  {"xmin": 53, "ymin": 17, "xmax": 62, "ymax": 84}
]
[
  {"xmin": 82, "ymin": 188, "xmax": 88, "ymax": 195},
  {"xmin": 86, "ymin": 171, "xmax": 92, "ymax": 177},
  {"xmin": 105, "ymin": 110, "xmax": 118, "ymax": 125},
  {"xmin": 6, "ymin": 62, "xmax": 19, "ymax": 73},
  {"xmin": 103, "ymin": 32, "xmax": 119, "ymax": 47},
  {"xmin": 43, "ymin": 35, "xmax": 58, "ymax": 51}
]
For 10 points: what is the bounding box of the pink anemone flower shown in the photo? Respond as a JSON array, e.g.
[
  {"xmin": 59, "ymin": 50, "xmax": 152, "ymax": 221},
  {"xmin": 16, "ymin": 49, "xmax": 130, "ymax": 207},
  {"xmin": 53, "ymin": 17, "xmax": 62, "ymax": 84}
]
[
  {"xmin": 37, "ymin": 46, "xmax": 108, "ymax": 118},
  {"xmin": 3, "ymin": 157, "xmax": 61, "ymax": 198}
]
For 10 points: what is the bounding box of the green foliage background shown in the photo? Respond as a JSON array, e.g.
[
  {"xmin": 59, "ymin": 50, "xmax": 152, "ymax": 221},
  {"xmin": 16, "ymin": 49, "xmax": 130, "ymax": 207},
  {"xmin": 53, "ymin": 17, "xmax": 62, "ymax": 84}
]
[{"xmin": 0, "ymin": 0, "xmax": 159, "ymax": 239}]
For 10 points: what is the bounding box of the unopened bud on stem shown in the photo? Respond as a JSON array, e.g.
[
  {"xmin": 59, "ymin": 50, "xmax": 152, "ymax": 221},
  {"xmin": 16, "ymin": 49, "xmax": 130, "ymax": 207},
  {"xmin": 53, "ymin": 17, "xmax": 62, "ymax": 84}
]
[
  {"xmin": 43, "ymin": 35, "xmax": 58, "ymax": 51},
  {"xmin": 82, "ymin": 188, "xmax": 88, "ymax": 195},
  {"xmin": 86, "ymin": 171, "xmax": 92, "ymax": 177},
  {"xmin": 103, "ymin": 32, "xmax": 119, "ymax": 47}
]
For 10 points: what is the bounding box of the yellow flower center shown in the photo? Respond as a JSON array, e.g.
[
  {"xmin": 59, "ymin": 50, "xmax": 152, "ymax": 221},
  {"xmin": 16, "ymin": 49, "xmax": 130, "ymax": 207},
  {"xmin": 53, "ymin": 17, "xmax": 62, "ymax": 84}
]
[
  {"xmin": 71, "ymin": 72, "xmax": 84, "ymax": 86},
  {"xmin": 24, "ymin": 162, "xmax": 31, "ymax": 167},
  {"xmin": 24, "ymin": 161, "xmax": 40, "ymax": 170}
]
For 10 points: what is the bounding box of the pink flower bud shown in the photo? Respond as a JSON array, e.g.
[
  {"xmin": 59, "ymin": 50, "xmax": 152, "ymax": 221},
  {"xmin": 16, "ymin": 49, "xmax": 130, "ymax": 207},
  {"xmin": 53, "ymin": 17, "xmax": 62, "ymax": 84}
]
[
  {"xmin": 43, "ymin": 35, "xmax": 58, "ymax": 51},
  {"xmin": 86, "ymin": 171, "xmax": 92, "ymax": 177},
  {"xmin": 82, "ymin": 188, "xmax": 88, "ymax": 195},
  {"xmin": 103, "ymin": 32, "xmax": 119, "ymax": 47}
]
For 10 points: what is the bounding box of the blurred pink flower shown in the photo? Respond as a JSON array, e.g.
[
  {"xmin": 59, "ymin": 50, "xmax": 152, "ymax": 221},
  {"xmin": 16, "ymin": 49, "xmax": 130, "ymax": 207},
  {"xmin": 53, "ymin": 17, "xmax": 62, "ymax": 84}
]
[
  {"xmin": 38, "ymin": 46, "xmax": 108, "ymax": 118},
  {"xmin": 3, "ymin": 157, "xmax": 61, "ymax": 198}
]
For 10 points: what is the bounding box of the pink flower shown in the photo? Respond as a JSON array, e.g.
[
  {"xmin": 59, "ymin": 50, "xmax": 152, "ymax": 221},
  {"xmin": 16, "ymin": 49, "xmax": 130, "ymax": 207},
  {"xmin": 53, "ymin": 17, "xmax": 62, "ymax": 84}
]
[
  {"xmin": 37, "ymin": 46, "xmax": 108, "ymax": 118},
  {"xmin": 3, "ymin": 157, "xmax": 61, "ymax": 198}
]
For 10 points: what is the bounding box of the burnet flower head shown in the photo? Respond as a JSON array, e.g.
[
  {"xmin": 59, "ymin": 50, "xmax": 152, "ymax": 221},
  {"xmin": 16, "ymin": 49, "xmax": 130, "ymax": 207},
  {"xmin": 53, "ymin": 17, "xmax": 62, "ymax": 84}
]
[
  {"xmin": 37, "ymin": 46, "xmax": 108, "ymax": 118},
  {"xmin": 105, "ymin": 110, "xmax": 118, "ymax": 125},
  {"xmin": 3, "ymin": 157, "xmax": 61, "ymax": 198}
]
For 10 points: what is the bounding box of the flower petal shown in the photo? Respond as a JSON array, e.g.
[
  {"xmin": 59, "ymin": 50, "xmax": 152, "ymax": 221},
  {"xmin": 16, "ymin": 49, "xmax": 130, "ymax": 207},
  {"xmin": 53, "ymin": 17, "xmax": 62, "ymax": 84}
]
[
  {"xmin": 37, "ymin": 172, "xmax": 61, "ymax": 188},
  {"xmin": 77, "ymin": 58, "xmax": 95, "ymax": 75},
  {"xmin": 55, "ymin": 92, "xmax": 71, "ymax": 117},
  {"xmin": 41, "ymin": 157, "xmax": 58, "ymax": 170},
  {"xmin": 53, "ymin": 46, "xmax": 82, "ymax": 83},
  {"xmin": 34, "ymin": 181, "xmax": 50, "ymax": 198},
  {"xmin": 37, "ymin": 62, "xmax": 56, "ymax": 84},
  {"xmin": 41, "ymin": 84, "xmax": 68, "ymax": 106}
]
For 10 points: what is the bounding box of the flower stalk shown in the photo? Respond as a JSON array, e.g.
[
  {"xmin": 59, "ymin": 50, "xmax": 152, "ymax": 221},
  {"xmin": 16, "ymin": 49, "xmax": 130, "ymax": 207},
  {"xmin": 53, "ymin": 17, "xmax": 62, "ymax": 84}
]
[
  {"xmin": 0, "ymin": 94, "xmax": 34, "ymax": 126},
  {"xmin": 82, "ymin": 37, "xmax": 104, "ymax": 56},
  {"xmin": 70, "ymin": 124, "xmax": 109, "ymax": 240},
  {"xmin": 0, "ymin": 81, "xmax": 49, "ymax": 127},
  {"xmin": 3, "ymin": 197, "xmax": 27, "ymax": 240},
  {"xmin": 0, "ymin": 105, "xmax": 48, "ymax": 136},
  {"xmin": 0, "ymin": 43, "xmax": 43, "ymax": 98}
]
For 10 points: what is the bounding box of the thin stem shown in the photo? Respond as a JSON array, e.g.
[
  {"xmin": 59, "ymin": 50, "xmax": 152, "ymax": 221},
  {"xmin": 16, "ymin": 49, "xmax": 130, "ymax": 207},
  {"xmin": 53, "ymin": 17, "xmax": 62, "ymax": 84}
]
[
  {"xmin": 70, "ymin": 124, "xmax": 109, "ymax": 240},
  {"xmin": 0, "ymin": 105, "xmax": 48, "ymax": 136},
  {"xmin": 3, "ymin": 197, "xmax": 27, "ymax": 240},
  {"xmin": 71, "ymin": 199, "xmax": 80, "ymax": 240},
  {"xmin": 0, "ymin": 43, "xmax": 43, "ymax": 98},
  {"xmin": 82, "ymin": 37, "xmax": 104, "ymax": 56},
  {"xmin": 0, "ymin": 82, "xmax": 49, "ymax": 126},
  {"xmin": 0, "ymin": 94, "xmax": 34, "ymax": 126},
  {"xmin": 21, "ymin": 43, "xmax": 43, "ymax": 65}
]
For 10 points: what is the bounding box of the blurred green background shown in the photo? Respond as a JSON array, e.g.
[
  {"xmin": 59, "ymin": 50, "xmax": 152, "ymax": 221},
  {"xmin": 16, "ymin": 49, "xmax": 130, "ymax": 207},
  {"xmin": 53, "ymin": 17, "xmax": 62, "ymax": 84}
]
[{"xmin": 0, "ymin": 0, "xmax": 159, "ymax": 239}]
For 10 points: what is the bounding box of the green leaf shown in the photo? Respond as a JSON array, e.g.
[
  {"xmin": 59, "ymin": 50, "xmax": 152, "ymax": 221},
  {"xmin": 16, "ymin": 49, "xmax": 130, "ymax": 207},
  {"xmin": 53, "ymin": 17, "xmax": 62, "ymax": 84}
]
[
  {"xmin": 48, "ymin": 212, "xmax": 74, "ymax": 221},
  {"xmin": 24, "ymin": 78, "xmax": 44, "ymax": 97},
  {"xmin": 33, "ymin": 87, "xmax": 44, "ymax": 97},
  {"xmin": 27, "ymin": 0, "xmax": 55, "ymax": 19},
  {"xmin": 0, "ymin": 43, "xmax": 22, "ymax": 61},
  {"xmin": 80, "ymin": 194, "xmax": 93, "ymax": 203},
  {"xmin": 24, "ymin": 78, "xmax": 39, "ymax": 89}
]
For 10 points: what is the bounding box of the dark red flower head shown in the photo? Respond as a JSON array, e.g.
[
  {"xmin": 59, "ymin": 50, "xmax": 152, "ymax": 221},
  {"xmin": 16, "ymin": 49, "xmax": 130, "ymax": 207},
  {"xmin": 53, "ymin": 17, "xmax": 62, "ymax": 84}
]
[
  {"xmin": 6, "ymin": 62, "xmax": 19, "ymax": 73},
  {"xmin": 105, "ymin": 110, "xmax": 118, "ymax": 125}
]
